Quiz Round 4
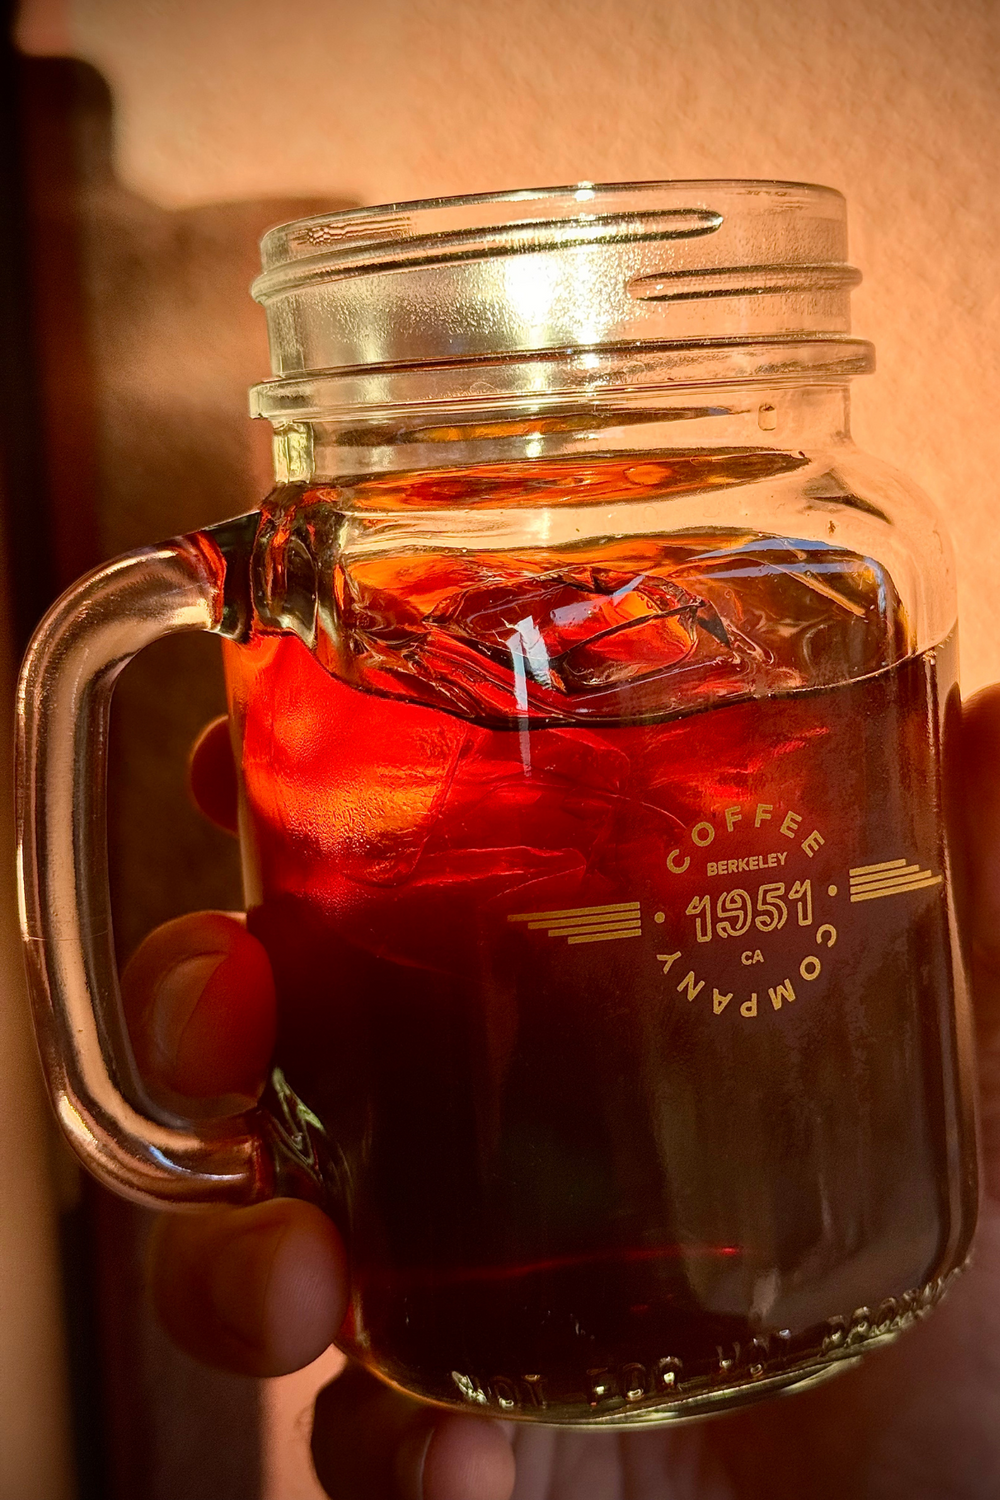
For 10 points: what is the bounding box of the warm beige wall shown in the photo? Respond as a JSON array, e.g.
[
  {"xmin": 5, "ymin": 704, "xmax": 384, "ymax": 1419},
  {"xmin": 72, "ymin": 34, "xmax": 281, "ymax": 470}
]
[{"xmin": 18, "ymin": 0, "xmax": 1000, "ymax": 693}]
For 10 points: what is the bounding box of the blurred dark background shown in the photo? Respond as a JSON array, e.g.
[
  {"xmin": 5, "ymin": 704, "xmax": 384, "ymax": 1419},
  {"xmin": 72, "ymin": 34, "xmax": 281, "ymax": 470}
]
[{"xmin": 0, "ymin": 28, "xmax": 347, "ymax": 1500}]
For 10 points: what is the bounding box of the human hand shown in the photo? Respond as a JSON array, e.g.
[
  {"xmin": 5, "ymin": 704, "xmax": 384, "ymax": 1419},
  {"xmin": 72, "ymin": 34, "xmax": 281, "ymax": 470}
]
[
  {"xmin": 127, "ymin": 716, "xmax": 516, "ymax": 1500},
  {"xmin": 129, "ymin": 692, "xmax": 1000, "ymax": 1499}
]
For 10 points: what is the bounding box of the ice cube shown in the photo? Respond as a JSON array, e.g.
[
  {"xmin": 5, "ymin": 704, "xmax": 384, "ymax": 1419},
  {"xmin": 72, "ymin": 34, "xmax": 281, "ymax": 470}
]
[
  {"xmin": 239, "ymin": 635, "xmax": 471, "ymax": 887},
  {"xmin": 318, "ymin": 531, "xmax": 908, "ymax": 727}
]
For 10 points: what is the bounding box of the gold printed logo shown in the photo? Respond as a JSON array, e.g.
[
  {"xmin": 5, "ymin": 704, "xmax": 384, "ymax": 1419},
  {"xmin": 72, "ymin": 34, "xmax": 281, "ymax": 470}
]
[
  {"xmin": 849, "ymin": 859, "xmax": 943, "ymax": 903},
  {"xmin": 508, "ymin": 901, "xmax": 642, "ymax": 945}
]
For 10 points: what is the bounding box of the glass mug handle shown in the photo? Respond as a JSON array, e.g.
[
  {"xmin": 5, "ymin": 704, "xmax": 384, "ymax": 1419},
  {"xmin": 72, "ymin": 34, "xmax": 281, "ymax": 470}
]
[{"xmin": 15, "ymin": 520, "xmax": 273, "ymax": 1208}]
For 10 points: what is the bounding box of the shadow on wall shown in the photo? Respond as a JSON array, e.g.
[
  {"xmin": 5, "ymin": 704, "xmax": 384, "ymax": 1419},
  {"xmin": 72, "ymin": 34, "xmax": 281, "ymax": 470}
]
[{"xmin": 15, "ymin": 53, "xmax": 356, "ymax": 1500}]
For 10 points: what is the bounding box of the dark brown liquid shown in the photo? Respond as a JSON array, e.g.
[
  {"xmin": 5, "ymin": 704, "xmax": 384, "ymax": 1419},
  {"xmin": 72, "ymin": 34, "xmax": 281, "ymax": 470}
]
[{"xmin": 224, "ymin": 490, "xmax": 976, "ymax": 1421}]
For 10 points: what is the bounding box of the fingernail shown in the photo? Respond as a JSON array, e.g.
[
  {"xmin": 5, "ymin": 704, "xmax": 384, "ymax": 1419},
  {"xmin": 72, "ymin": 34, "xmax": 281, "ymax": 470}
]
[{"xmin": 150, "ymin": 952, "xmax": 227, "ymax": 1073}]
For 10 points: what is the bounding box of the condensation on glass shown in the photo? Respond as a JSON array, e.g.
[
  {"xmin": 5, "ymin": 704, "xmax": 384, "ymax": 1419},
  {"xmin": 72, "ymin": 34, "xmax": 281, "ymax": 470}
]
[{"xmin": 16, "ymin": 182, "xmax": 978, "ymax": 1425}]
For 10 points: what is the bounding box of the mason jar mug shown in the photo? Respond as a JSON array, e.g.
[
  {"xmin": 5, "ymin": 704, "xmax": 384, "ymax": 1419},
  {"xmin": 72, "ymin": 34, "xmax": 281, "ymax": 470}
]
[{"xmin": 16, "ymin": 181, "xmax": 978, "ymax": 1426}]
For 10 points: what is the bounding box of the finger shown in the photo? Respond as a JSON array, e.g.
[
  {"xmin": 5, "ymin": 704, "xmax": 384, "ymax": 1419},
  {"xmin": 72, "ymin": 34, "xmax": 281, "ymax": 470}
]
[
  {"xmin": 150, "ymin": 1199, "xmax": 347, "ymax": 1377},
  {"xmin": 419, "ymin": 1414, "xmax": 516, "ymax": 1500},
  {"xmin": 122, "ymin": 911, "xmax": 276, "ymax": 1112},
  {"xmin": 311, "ymin": 1366, "xmax": 515, "ymax": 1500},
  {"xmin": 188, "ymin": 715, "xmax": 239, "ymax": 834}
]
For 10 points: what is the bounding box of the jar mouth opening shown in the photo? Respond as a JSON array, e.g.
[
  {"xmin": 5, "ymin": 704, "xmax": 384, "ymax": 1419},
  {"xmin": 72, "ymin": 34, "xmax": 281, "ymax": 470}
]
[
  {"xmin": 255, "ymin": 179, "xmax": 846, "ymax": 290},
  {"xmin": 252, "ymin": 179, "xmax": 864, "ymax": 389}
]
